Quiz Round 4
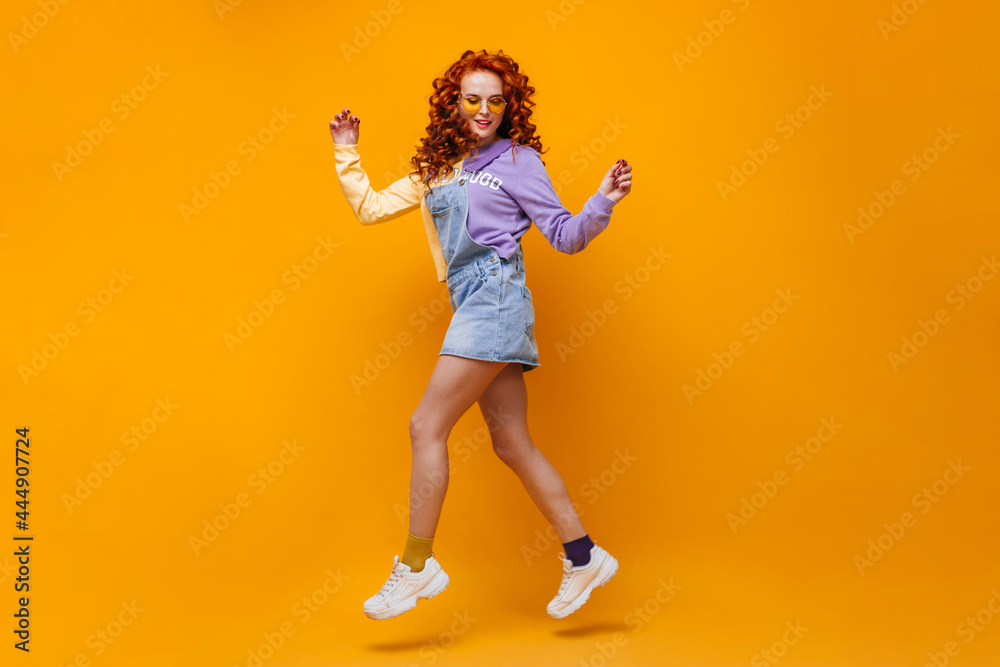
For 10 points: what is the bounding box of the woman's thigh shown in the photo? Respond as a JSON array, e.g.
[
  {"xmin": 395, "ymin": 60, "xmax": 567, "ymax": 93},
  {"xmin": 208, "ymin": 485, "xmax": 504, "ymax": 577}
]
[
  {"xmin": 411, "ymin": 354, "xmax": 508, "ymax": 441},
  {"xmin": 476, "ymin": 362, "xmax": 530, "ymax": 446}
]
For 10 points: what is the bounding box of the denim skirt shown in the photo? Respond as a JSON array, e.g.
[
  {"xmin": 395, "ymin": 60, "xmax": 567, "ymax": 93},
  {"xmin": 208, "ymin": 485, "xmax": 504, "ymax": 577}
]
[
  {"xmin": 426, "ymin": 173, "xmax": 540, "ymax": 373},
  {"xmin": 441, "ymin": 245, "xmax": 540, "ymax": 374}
]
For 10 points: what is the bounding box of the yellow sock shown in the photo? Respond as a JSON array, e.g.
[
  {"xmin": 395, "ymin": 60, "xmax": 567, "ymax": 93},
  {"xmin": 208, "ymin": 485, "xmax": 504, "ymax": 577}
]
[{"xmin": 401, "ymin": 533, "xmax": 434, "ymax": 573}]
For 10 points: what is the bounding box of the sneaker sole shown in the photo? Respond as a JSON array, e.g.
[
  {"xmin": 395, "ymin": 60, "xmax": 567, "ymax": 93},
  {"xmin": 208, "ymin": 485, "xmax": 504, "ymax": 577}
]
[
  {"xmin": 364, "ymin": 569, "xmax": 450, "ymax": 620},
  {"xmin": 548, "ymin": 555, "xmax": 619, "ymax": 620}
]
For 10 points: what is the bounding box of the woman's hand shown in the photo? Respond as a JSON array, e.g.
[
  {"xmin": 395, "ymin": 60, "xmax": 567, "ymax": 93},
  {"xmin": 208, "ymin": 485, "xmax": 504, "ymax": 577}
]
[
  {"xmin": 329, "ymin": 108, "xmax": 360, "ymax": 145},
  {"xmin": 598, "ymin": 158, "xmax": 632, "ymax": 203}
]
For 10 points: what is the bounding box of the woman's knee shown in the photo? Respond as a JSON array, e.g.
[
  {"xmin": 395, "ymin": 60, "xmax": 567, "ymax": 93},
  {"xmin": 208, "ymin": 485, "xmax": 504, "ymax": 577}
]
[
  {"xmin": 492, "ymin": 430, "xmax": 534, "ymax": 468},
  {"xmin": 409, "ymin": 409, "xmax": 448, "ymax": 451}
]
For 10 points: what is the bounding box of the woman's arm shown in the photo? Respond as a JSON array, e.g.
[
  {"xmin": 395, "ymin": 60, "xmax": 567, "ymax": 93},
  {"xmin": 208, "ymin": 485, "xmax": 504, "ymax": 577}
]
[
  {"xmin": 333, "ymin": 143, "xmax": 421, "ymax": 225},
  {"xmin": 513, "ymin": 151, "xmax": 617, "ymax": 254}
]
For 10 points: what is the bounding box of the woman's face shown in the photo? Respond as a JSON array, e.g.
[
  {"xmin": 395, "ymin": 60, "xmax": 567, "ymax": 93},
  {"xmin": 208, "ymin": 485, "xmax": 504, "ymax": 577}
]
[{"xmin": 458, "ymin": 70, "xmax": 505, "ymax": 146}]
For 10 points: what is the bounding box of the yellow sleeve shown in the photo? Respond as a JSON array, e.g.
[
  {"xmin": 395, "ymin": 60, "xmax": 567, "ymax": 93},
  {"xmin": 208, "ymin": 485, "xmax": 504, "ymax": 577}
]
[{"xmin": 332, "ymin": 143, "xmax": 421, "ymax": 225}]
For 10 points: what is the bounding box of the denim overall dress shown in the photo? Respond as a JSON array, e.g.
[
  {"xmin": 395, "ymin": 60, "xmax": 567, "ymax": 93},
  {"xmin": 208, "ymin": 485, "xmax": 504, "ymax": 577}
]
[{"xmin": 424, "ymin": 151, "xmax": 540, "ymax": 373}]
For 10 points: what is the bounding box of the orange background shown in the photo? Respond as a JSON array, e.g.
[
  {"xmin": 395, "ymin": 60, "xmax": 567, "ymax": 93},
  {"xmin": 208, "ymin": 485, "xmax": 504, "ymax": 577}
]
[{"xmin": 2, "ymin": 0, "xmax": 999, "ymax": 665}]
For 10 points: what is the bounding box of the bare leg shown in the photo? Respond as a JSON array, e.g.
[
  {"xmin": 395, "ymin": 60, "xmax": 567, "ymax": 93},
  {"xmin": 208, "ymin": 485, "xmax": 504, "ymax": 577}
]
[
  {"xmin": 407, "ymin": 354, "xmax": 508, "ymax": 538},
  {"xmin": 477, "ymin": 363, "xmax": 586, "ymax": 544}
]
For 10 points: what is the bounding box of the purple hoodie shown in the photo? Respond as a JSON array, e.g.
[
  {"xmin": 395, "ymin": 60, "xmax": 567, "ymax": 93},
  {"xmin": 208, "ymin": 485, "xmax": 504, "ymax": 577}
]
[{"xmin": 441, "ymin": 138, "xmax": 617, "ymax": 260}]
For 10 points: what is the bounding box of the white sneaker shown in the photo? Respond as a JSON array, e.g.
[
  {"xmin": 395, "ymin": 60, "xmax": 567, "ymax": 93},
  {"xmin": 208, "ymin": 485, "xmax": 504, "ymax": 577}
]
[
  {"xmin": 363, "ymin": 553, "xmax": 450, "ymax": 620},
  {"xmin": 547, "ymin": 544, "xmax": 618, "ymax": 619}
]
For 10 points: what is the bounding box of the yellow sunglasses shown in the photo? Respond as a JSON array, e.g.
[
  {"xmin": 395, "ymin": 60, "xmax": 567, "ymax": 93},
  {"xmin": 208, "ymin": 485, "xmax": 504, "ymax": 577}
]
[{"xmin": 461, "ymin": 95, "xmax": 506, "ymax": 114}]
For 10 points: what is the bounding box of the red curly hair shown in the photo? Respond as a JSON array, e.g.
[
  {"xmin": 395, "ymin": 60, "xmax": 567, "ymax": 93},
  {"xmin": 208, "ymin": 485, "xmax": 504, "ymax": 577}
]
[{"xmin": 409, "ymin": 49, "xmax": 546, "ymax": 194}]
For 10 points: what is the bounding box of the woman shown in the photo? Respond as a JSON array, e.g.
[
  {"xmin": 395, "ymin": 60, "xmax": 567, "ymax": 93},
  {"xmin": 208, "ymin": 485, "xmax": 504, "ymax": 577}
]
[{"xmin": 328, "ymin": 49, "xmax": 633, "ymax": 621}]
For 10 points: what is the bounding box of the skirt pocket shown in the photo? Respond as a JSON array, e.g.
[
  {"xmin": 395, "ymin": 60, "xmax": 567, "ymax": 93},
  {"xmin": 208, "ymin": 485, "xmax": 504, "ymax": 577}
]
[{"xmin": 521, "ymin": 285, "xmax": 535, "ymax": 337}]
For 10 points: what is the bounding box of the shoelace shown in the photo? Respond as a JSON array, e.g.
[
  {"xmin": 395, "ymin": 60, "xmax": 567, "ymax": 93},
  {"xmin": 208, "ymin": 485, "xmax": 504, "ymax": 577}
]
[
  {"xmin": 556, "ymin": 558, "xmax": 574, "ymax": 596},
  {"xmin": 378, "ymin": 566, "xmax": 404, "ymax": 598}
]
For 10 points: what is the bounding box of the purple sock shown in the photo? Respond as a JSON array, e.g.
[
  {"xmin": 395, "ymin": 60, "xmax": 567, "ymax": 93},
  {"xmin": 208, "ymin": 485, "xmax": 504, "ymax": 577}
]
[{"xmin": 563, "ymin": 534, "xmax": 595, "ymax": 567}]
